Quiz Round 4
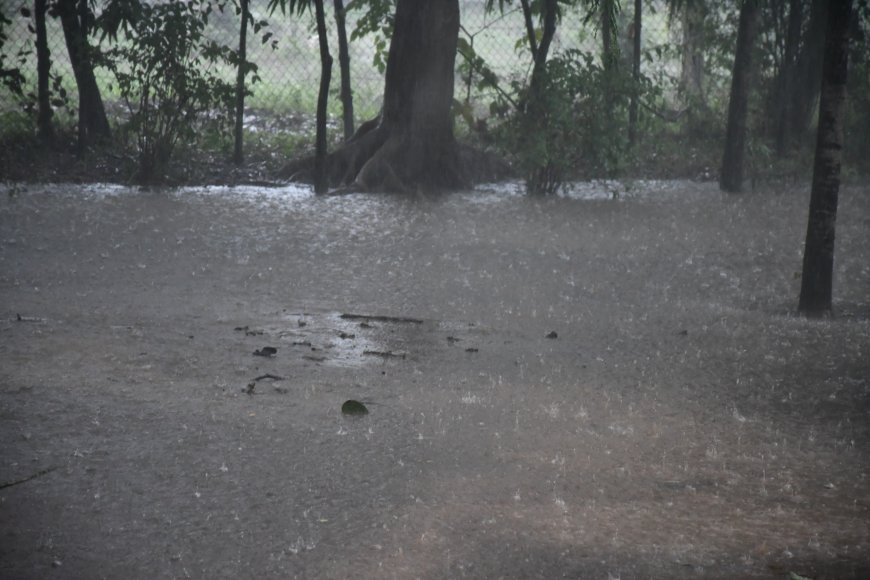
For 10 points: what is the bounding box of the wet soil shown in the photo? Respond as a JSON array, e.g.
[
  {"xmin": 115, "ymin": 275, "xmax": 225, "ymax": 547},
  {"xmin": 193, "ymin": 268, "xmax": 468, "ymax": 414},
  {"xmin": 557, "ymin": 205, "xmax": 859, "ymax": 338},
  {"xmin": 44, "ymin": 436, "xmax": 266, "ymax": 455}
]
[{"xmin": 1, "ymin": 181, "xmax": 869, "ymax": 579}]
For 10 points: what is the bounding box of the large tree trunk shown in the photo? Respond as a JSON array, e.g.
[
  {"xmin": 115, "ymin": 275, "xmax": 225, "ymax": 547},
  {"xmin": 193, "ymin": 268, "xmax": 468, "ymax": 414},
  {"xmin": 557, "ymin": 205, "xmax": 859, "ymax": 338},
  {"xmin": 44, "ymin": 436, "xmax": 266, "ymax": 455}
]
[
  {"xmin": 35, "ymin": 0, "xmax": 54, "ymax": 143},
  {"xmin": 297, "ymin": 0, "xmax": 463, "ymax": 193},
  {"xmin": 56, "ymin": 0, "xmax": 110, "ymax": 148},
  {"xmin": 719, "ymin": 0, "xmax": 761, "ymax": 193},
  {"xmin": 333, "ymin": 0, "xmax": 354, "ymax": 141},
  {"xmin": 798, "ymin": 0, "xmax": 852, "ymax": 317}
]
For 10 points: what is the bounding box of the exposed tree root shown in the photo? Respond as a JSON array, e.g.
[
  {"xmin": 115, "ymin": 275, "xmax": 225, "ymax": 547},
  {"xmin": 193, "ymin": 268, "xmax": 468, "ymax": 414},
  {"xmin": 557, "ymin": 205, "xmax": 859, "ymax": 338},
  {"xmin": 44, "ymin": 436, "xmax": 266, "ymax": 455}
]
[{"xmin": 278, "ymin": 119, "xmax": 513, "ymax": 195}]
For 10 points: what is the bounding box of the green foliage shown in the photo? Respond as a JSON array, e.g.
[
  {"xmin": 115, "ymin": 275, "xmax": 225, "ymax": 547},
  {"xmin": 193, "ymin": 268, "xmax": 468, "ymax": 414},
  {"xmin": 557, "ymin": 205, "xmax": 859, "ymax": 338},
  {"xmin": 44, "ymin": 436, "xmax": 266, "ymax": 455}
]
[
  {"xmin": 456, "ymin": 35, "xmax": 508, "ymax": 113},
  {"xmin": 100, "ymin": 1, "xmax": 239, "ymax": 182},
  {"xmin": 347, "ymin": 0, "xmax": 394, "ymax": 72},
  {"xmin": 496, "ymin": 49, "xmax": 638, "ymax": 194},
  {"xmin": 0, "ymin": 10, "xmax": 26, "ymax": 100}
]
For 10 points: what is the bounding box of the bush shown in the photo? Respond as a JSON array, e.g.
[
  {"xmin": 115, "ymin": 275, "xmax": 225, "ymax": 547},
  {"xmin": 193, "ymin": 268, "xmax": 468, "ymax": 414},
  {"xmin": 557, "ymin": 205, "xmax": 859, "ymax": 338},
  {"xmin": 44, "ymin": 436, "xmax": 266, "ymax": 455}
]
[
  {"xmin": 102, "ymin": 1, "xmax": 237, "ymax": 182},
  {"xmin": 495, "ymin": 49, "xmax": 638, "ymax": 195}
]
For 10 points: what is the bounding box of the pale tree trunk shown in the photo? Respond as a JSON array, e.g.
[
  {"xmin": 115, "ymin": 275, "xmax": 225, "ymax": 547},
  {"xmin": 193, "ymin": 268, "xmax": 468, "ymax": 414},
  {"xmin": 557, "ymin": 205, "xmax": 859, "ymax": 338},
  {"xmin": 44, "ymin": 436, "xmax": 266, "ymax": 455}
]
[
  {"xmin": 799, "ymin": 0, "xmax": 852, "ymax": 317},
  {"xmin": 681, "ymin": 0, "xmax": 706, "ymax": 135},
  {"xmin": 719, "ymin": 0, "xmax": 760, "ymax": 193},
  {"xmin": 628, "ymin": 0, "xmax": 641, "ymax": 146}
]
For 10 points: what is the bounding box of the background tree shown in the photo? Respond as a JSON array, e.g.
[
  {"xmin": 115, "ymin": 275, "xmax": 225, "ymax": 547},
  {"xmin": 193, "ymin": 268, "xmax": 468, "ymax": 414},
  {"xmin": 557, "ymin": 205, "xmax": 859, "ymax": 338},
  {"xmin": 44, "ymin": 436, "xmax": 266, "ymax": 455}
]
[
  {"xmin": 34, "ymin": 0, "xmax": 55, "ymax": 142},
  {"xmin": 599, "ymin": 0, "xmax": 619, "ymax": 126},
  {"xmin": 334, "ymin": 0, "xmax": 354, "ymax": 140},
  {"xmin": 54, "ymin": 0, "xmax": 111, "ymax": 148},
  {"xmin": 628, "ymin": 0, "xmax": 641, "ymax": 146},
  {"xmin": 233, "ymin": 0, "xmax": 250, "ymax": 164},
  {"xmin": 798, "ymin": 0, "xmax": 853, "ymax": 316},
  {"xmin": 772, "ymin": 0, "xmax": 804, "ymax": 155},
  {"xmin": 719, "ymin": 0, "xmax": 760, "ymax": 193},
  {"xmin": 786, "ymin": 0, "xmax": 828, "ymax": 149},
  {"xmin": 679, "ymin": 0, "xmax": 706, "ymax": 136},
  {"xmin": 519, "ymin": 0, "xmax": 559, "ymax": 194},
  {"xmin": 313, "ymin": 0, "xmax": 332, "ymax": 193}
]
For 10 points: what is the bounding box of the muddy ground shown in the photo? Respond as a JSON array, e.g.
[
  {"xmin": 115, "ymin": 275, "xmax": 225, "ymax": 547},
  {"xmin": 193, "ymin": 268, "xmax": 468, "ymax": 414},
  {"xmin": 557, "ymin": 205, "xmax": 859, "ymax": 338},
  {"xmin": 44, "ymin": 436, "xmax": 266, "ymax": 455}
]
[{"xmin": 1, "ymin": 180, "xmax": 869, "ymax": 579}]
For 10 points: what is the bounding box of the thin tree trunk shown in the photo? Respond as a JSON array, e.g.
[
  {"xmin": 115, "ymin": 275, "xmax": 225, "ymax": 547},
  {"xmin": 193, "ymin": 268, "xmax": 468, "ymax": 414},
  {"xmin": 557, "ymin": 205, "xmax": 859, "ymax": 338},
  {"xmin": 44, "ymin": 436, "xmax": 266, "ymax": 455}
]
[
  {"xmin": 628, "ymin": 0, "xmax": 641, "ymax": 147},
  {"xmin": 681, "ymin": 0, "xmax": 706, "ymax": 136},
  {"xmin": 789, "ymin": 0, "xmax": 828, "ymax": 147},
  {"xmin": 600, "ymin": 0, "xmax": 619, "ymax": 129},
  {"xmin": 57, "ymin": 0, "xmax": 110, "ymax": 149},
  {"xmin": 233, "ymin": 0, "xmax": 249, "ymax": 165},
  {"xmin": 528, "ymin": 0, "xmax": 557, "ymax": 98},
  {"xmin": 524, "ymin": 0, "xmax": 558, "ymax": 195},
  {"xmin": 774, "ymin": 0, "xmax": 804, "ymax": 155},
  {"xmin": 35, "ymin": 0, "xmax": 54, "ymax": 143},
  {"xmin": 313, "ymin": 0, "xmax": 333, "ymax": 194},
  {"xmin": 333, "ymin": 0, "xmax": 354, "ymax": 141},
  {"xmin": 798, "ymin": 0, "xmax": 852, "ymax": 317},
  {"xmin": 719, "ymin": 0, "xmax": 761, "ymax": 193},
  {"xmin": 519, "ymin": 0, "xmax": 538, "ymax": 60}
]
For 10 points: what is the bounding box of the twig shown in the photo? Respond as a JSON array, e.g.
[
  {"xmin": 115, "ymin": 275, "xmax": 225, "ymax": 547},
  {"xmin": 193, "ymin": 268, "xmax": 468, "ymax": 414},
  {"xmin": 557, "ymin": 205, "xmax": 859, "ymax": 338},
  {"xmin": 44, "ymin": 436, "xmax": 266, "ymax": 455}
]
[
  {"xmin": 0, "ymin": 466, "xmax": 58, "ymax": 490},
  {"xmin": 363, "ymin": 350, "xmax": 406, "ymax": 359},
  {"xmin": 252, "ymin": 373, "xmax": 285, "ymax": 382},
  {"xmin": 341, "ymin": 313, "xmax": 423, "ymax": 324}
]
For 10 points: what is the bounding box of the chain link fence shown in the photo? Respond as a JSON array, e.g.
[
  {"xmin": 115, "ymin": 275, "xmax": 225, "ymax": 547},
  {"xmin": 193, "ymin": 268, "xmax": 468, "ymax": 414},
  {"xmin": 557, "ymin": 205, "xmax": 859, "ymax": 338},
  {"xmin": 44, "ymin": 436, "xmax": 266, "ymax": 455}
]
[{"xmin": 0, "ymin": 0, "xmax": 705, "ymax": 134}]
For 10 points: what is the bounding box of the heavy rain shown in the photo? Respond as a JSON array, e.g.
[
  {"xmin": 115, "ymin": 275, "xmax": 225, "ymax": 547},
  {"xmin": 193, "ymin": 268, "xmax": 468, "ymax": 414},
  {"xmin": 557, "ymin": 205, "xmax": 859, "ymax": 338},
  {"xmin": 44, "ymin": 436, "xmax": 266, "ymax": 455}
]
[
  {"xmin": 1, "ymin": 180, "xmax": 868, "ymax": 578},
  {"xmin": 2, "ymin": 0, "xmax": 870, "ymax": 577}
]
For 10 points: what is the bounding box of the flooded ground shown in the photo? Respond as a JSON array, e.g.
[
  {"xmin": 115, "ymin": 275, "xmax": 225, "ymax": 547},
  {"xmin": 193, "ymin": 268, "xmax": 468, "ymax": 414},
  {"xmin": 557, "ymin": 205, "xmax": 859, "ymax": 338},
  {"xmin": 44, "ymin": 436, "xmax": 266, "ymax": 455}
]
[{"xmin": 1, "ymin": 180, "xmax": 869, "ymax": 579}]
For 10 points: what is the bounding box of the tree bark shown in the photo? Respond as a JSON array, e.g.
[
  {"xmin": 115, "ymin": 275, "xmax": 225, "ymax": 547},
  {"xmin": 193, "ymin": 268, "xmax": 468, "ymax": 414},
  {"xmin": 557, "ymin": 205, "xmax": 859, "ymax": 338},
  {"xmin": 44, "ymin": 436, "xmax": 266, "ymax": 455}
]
[
  {"xmin": 788, "ymin": 0, "xmax": 828, "ymax": 148},
  {"xmin": 519, "ymin": 0, "xmax": 538, "ymax": 60},
  {"xmin": 773, "ymin": 0, "xmax": 804, "ymax": 155},
  {"xmin": 524, "ymin": 0, "xmax": 558, "ymax": 195},
  {"xmin": 681, "ymin": 0, "xmax": 706, "ymax": 136},
  {"xmin": 289, "ymin": 0, "xmax": 463, "ymax": 193},
  {"xmin": 56, "ymin": 0, "xmax": 110, "ymax": 149},
  {"xmin": 719, "ymin": 0, "xmax": 760, "ymax": 193},
  {"xmin": 798, "ymin": 0, "xmax": 852, "ymax": 317},
  {"xmin": 333, "ymin": 0, "xmax": 354, "ymax": 141},
  {"xmin": 600, "ymin": 0, "xmax": 619, "ymax": 127},
  {"xmin": 233, "ymin": 0, "xmax": 249, "ymax": 165},
  {"xmin": 313, "ymin": 0, "xmax": 332, "ymax": 194},
  {"xmin": 628, "ymin": 0, "xmax": 641, "ymax": 147},
  {"xmin": 35, "ymin": 0, "xmax": 54, "ymax": 143}
]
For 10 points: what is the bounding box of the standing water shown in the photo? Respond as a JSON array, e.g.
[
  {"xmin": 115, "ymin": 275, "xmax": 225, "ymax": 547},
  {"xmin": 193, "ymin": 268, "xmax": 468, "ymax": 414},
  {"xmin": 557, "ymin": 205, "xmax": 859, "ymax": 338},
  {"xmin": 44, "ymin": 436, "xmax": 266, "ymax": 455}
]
[{"xmin": 1, "ymin": 181, "xmax": 868, "ymax": 578}]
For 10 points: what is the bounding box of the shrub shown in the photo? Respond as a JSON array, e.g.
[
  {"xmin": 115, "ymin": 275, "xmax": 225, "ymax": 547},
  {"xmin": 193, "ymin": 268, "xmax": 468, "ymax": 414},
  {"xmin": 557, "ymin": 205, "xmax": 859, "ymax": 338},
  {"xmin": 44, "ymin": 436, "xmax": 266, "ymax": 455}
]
[
  {"xmin": 495, "ymin": 49, "xmax": 639, "ymax": 195},
  {"xmin": 102, "ymin": 1, "xmax": 237, "ymax": 182}
]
